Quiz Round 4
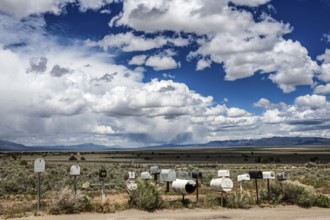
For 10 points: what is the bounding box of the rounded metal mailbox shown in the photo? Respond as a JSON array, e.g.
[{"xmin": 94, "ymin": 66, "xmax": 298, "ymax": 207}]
[
  {"xmin": 262, "ymin": 171, "xmax": 275, "ymax": 180},
  {"xmin": 237, "ymin": 173, "xmax": 250, "ymax": 182},
  {"xmin": 160, "ymin": 169, "xmax": 176, "ymax": 182},
  {"xmin": 276, "ymin": 172, "xmax": 289, "ymax": 181},
  {"xmin": 210, "ymin": 177, "xmax": 233, "ymax": 192},
  {"xmin": 172, "ymin": 179, "xmax": 196, "ymax": 195},
  {"xmin": 248, "ymin": 171, "xmax": 263, "ymax": 179},
  {"xmin": 34, "ymin": 158, "xmax": 45, "ymax": 173},
  {"xmin": 217, "ymin": 170, "xmax": 230, "ymax": 178},
  {"xmin": 192, "ymin": 171, "xmax": 202, "ymax": 179},
  {"xmin": 70, "ymin": 165, "xmax": 80, "ymax": 176},
  {"xmin": 141, "ymin": 171, "xmax": 152, "ymax": 180},
  {"xmin": 150, "ymin": 165, "xmax": 161, "ymax": 174},
  {"xmin": 99, "ymin": 168, "xmax": 107, "ymax": 179}
]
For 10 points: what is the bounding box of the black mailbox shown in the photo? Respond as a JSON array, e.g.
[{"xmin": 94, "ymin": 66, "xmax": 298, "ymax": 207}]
[
  {"xmin": 99, "ymin": 169, "xmax": 107, "ymax": 179},
  {"xmin": 192, "ymin": 171, "xmax": 202, "ymax": 179},
  {"xmin": 249, "ymin": 171, "xmax": 263, "ymax": 179}
]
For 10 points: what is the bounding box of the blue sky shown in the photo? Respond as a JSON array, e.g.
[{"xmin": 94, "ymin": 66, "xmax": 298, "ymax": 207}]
[{"xmin": 1, "ymin": 0, "xmax": 330, "ymax": 148}]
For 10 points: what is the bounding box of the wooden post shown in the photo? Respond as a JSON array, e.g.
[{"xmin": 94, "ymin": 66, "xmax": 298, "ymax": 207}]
[{"xmin": 101, "ymin": 179, "xmax": 106, "ymax": 204}]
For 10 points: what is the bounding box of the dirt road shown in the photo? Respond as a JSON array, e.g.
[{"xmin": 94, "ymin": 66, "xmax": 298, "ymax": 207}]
[{"xmin": 7, "ymin": 206, "xmax": 330, "ymax": 220}]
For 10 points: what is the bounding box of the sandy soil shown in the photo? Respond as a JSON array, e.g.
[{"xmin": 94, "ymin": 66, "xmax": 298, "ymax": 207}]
[{"xmin": 7, "ymin": 206, "xmax": 330, "ymax": 220}]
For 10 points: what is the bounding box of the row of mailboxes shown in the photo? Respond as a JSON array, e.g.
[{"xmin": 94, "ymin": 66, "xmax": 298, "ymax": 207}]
[{"xmin": 237, "ymin": 171, "xmax": 289, "ymax": 181}]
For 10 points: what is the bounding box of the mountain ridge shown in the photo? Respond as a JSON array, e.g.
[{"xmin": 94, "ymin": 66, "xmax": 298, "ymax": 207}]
[{"xmin": 1, "ymin": 136, "xmax": 330, "ymax": 152}]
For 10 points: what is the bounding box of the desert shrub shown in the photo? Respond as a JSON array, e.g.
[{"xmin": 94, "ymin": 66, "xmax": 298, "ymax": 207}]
[
  {"xmin": 260, "ymin": 183, "xmax": 283, "ymax": 204},
  {"xmin": 225, "ymin": 192, "xmax": 254, "ymax": 209},
  {"xmin": 48, "ymin": 187, "xmax": 93, "ymax": 214},
  {"xmin": 314, "ymin": 194, "xmax": 330, "ymax": 208},
  {"xmin": 69, "ymin": 155, "xmax": 77, "ymax": 161},
  {"xmin": 129, "ymin": 180, "xmax": 163, "ymax": 211},
  {"xmin": 282, "ymin": 180, "xmax": 316, "ymax": 207}
]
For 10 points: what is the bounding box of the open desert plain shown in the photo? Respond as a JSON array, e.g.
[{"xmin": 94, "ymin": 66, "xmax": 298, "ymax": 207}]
[{"xmin": 1, "ymin": 146, "xmax": 330, "ymax": 219}]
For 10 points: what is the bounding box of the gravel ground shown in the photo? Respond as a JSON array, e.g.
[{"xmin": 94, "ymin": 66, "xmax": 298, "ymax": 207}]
[{"xmin": 7, "ymin": 206, "xmax": 330, "ymax": 220}]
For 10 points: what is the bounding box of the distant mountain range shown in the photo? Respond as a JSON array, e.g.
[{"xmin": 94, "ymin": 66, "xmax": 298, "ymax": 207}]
[{"xmin": 1, "ymin": 136, "xmax": 330, "ymax": 152}]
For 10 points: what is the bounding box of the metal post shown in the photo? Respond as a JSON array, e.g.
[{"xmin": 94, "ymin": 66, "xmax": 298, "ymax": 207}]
[
  {"xmin": 101, "ymin": 179, "xmax": 106, "ymax": 205},
  {"xmin": 196, "ymin": 178, "xmax": 199, "ymax": 202},
  {"xmin": 267, "ymin": 179, "xmax": 270, "ymax": 200},
  {"xmin": 154, "ymin": 174, "xmax": 157, "ymax": 183},
  {"xmin": 221, "ymin": 193, "xmax": 223, "ymax": 207},
  {"xmin": 74, "ymin": 176, "xmax": 77, "ymax": 196},
  {"xmin": 37, "ymin": 172, "xmax": 40, "ymax": 210},
  {"xmin": 166, "ymin": 182, "xmax": 170, "ymax": 193},
  {"xmin": 255, "ymin": 179, "xmax": 259, "ymax": 204}
]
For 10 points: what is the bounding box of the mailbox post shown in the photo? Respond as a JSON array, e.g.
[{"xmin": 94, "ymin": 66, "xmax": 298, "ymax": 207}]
[
  {"xmin": 34, "ymin": 158, "xmax": 45, "ymax": 211},
  {"xmin": 276, "ymin": 172, "xmax": 289, "ymax": 197},
  {"xmin": 99, "ymin": 168, "xmax": 107, "ymax": 204},
  {"xmin": 262, "ymin": 171, "xmax": 275, "ymax": 200},
  {"xmin": 237, "ymin": 173, "xmax": 250, "ymax": 192},
  {"xmin": 70, "ymin": 165, "xmax": 81, "ymax": 195},
  {"xmin": 160, "ymin": 169, "xmax": 176, "ymax": 193},
  {"xmin": 150, "ymin": 166, "xmax": 161, "ymax": 183},
  {"xmin": 248, "ymin": 171, "xmax": 263, "ymax": 204},
  {"xmin": 191, "ymin": 171, "xmax": 202, "ymax": 202}
]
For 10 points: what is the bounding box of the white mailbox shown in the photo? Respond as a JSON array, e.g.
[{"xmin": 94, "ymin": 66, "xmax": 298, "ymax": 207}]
[
  {"xmin": 237, "ymin": 173, "xmax": 250, "ymax": 182},
  {"xmin": 210, "ymin": 177, "xmax": 233, "ymax": 192},
  {"xmin": 128, "ymin": 171, "xmax": 136, "ymax": 179},
  {"xmin": 160, "ymin": 169, "xmax": 176, "ymax": 182},
  {"xmin": 218, "ymin": 169, "xmax": 230, "ymax": 178},
  {"xmin": 262, "ymin": 171, "xmax": 275, "ymax": 180},
  {"xmin": 150, "ymin": 166, "xmax": 161, "ymax": 174},
  {"xmin": 141, "ymin": 171, "xmax": 152, "ymax": 180},
  {"xmin": 34, "ymin": 158, "xmax": 45, "ymax": 173},
  {"xmin": 70, "ymin": 165, "xmax": 80, "ymax": 176},
  {"xmin": 172, "ymin": 179, "xmax": 196, "ymax": 195}
]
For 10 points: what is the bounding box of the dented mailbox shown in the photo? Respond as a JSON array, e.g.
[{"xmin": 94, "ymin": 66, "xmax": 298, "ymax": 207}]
[{"xmin": 276, "ymin": 172, "xmax": 289, "ymax": 181}]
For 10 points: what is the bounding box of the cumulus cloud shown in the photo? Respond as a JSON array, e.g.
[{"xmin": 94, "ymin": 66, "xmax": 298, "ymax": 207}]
[
  {"xmin": 196, "ymin": 59, "xmax": 212, "ymax": 71},
  {"xmin": 254, "ymin": 98, "xmax": 287, "ymax": 110},
  {"xmin": 145, "ymin": 55, "xmax": 180, "ymax": 71},
  {"xmin": 115, "ymin": 0, "xmax": 319, "ymax": 93},
  {"xmin": 230, "ymin": 0, "xmax": 271, "ymax": 7},
  {"xmin": 128, "ymin": 55, "xmax": 147, "ymax": 65}
]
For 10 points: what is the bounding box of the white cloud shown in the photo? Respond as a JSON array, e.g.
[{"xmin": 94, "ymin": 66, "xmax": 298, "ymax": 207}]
[
  {"xmin": 128, "ymin": 55, "xmax": 147, "ymax": 65},
  {"xmin": 230, "ymin": 0, "xmax": 271, "ymax": 7},
  {"xmin": 196, "ymin": 59, "xmax": 212, "ymax": 71},
  {"xmin": 322, "ymin": 32, "xmax": 330, "ymax": 43},
  {"xmin": 294, "ymin": 94, "xmax": 327, "ymax": 109},
  {"xmin": 0, "ymin": 0, "xmax": 74, "ymax": 18},
  {"xmin": 254, "ymin": 98, "xmax": 287, "ymax": 110},
  {"xmin": 78, "ymin": 0, "xmax": 114, "ymax": 12},
  {"xmin": 116, "ymin": 0, "xmax": 318, "ymax": 93},
  {"xmin": 145, "ymin": 55, "xmax": 180, "ymax": 71},
  {"xmin": 314, "ymin": 84, "xmax": 330, "ymax": 94}
]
